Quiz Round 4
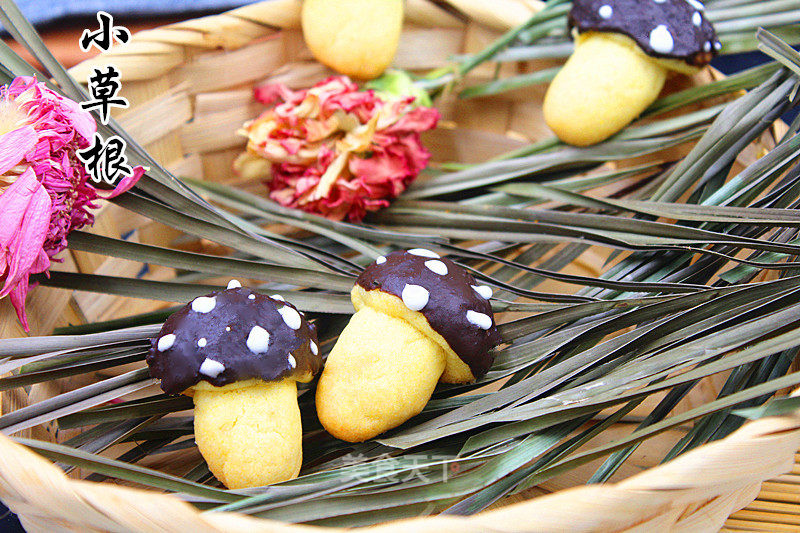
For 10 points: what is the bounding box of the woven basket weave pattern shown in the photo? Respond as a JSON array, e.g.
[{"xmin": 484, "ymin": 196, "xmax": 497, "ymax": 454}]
[{"xmin": 0, "ymin": 1, "xmax": 798, "ymax": 531}]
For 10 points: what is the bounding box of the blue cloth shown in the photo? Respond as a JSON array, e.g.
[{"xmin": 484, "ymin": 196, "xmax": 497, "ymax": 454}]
[
  {"xmin": 10, "ymin": 0, "xmax": 257, "ymax": 26},
  {"xmin": 713, "ymin": 49, "xmax": 800, "ymax": 123},
  {"xmin": 0, "ymin": 505, "xmax": 24, "ymax": 533}
]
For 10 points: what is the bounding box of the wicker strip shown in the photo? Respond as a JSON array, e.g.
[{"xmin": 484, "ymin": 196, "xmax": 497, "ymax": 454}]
[
  {"xmin": 0, "ymin": 401, "xmax": 797, "ymax": 532},
  {"xmin": 68, "ymin": 0, "xmax": 542, "ymax": 82},
  {"xmin": 1, "ymin": 0, "xmax": 797, "ymax": 531}
]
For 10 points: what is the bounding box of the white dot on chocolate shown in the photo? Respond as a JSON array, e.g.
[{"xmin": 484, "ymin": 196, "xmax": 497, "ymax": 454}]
[
  {"xmin": 686, "ymin": 0, "xmax": 705, "ymax": 10},
  {"xmin": 226, "ymin": 326, "xmax": 231, "ymax": 332},
  {"xmin": 408, "ymin": 248, "xmax": 439, "ymax": 258},
  {"xmin": 197, "ymin": 338, "xmax": 207, "ymax": 348},
  {"xmin": 157, "ymin": 334, "xmax": 176, "ymax": 352},
  {"xmin": 271, "ymin": 294, "xmax": 285, "ymax": 302},
  {"xmin": 704, "ymin": 41, "xmax": 711, "ymax": 52},
  {"xmin": 246, "ymin": 326, "xmax": 271, "ymax": 354},
  {"xmin": 598, "ymin": 5, "xmax": 612, "ymax": 19},
  {"xmin": 466, "ymin": 310, "xmax": 493, "ymax": 330},
  {"xmin": 191, "ymin": 296, "xmax": 216, "ymax": 314},
  {"xmin": 649, "ymin": 25, "xmax": 674, "ymax": 54},
  {"xmin": 278, "ymin": 305, "xmax": 302, "ymax": 330},
  {"xmin": 692, "ymin": 11, "xmax": 702, "ymax": 26},
  {"xmin": 310, "ymin": 341, "xmax": 318, "ymax": 356},
  {"xmin": 288, "ymin": 354, "xmax": 297, "ymax": 369},
  {"xmin": 425, "ymin": 260, "xmax": 448, "ymax": 276},
  {"xmin": 376, "ymin": 255, "xmax": 387, "ymax": 264},
  {"xmin": 714, "ymin": 41, "xmax": 721, "ymax": 50},
  {"xmin": 472, "ymin": 285, "xmax": 493, "ymax": 299},
  {"xmin": 227, "ymin": 279, "xmax": 241, "ymax": 290},
  {"xmin": 402, "ymin": 284, "xmax": 429, "ymax": 311},
  {"xmin": 248, "ymin": 294, "xmax": 256, "ymax": 300},
  {"xmin": 199, "ymin": 358, "xmax": 225, "ymax": 378},
  {"xmin": 653, "ymin": 0, "xmax": 666, "ymax": 3}
]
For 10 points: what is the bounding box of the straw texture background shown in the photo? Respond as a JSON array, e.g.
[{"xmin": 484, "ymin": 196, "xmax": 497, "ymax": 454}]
[{"xmin": 0, "ymin": 0, "xmax": 799, "ymax": 531}]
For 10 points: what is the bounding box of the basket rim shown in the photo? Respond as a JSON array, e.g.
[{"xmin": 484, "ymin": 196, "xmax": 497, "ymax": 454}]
[
  {"xmin": 3, "ymin": 0, "xmax": 799, "ymax": 531},
  {"xmin": 0, "ymin": 397, "xmax": 798, "ymax": 531}
]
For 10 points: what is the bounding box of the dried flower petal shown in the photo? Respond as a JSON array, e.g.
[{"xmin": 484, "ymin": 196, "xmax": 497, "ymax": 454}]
[
  {"xmin": 0, "ymin": 125, "xmax": 36, "ymax": 174},
  {"xmin": 0, "ymin": 168, "xmax": 51, "ymax": 329},
  {"xmin": 236, "ymin": 75, "xmax": 439, "ymax": 221},
  {"xmin": 0, "ymin": 76, "xmax": 144, "ymax": 330}
]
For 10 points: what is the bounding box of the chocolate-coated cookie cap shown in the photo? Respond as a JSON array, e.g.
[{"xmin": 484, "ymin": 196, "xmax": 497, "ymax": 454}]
[
  {"xmin": 356, "ymin": 250, "xmax": 501, "ymax": 379},
  {"xmin": 147, "ymin": 285, "xmax": 321, "ymax": 395},
  {"xmin": 570, "ymin": 0, "xmax": 719, "ymax": 66}
]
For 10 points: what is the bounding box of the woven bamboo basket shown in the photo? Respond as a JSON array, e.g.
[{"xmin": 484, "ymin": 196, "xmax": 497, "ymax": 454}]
[{"xmin": 1, "ymin": 0, "xmax": 799, "ymax": 531}]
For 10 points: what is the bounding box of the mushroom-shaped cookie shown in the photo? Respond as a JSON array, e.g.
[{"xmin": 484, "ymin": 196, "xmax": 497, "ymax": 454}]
[
  {"xmin": 146, "ymin": 282, "xmax": 321, "ymax": 489},
  {"xmin": 544, "ymin": 0, "xmax": 718, "ymax": 146},
  {"xmin": 316, "ymin": 250, "xmax": 500, "ymax": 442}
]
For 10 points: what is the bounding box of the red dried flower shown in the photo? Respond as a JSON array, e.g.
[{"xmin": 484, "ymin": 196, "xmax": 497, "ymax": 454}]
[{"xmin": 235, "ymin": 76, "xmax": 439, "ymax": 222}]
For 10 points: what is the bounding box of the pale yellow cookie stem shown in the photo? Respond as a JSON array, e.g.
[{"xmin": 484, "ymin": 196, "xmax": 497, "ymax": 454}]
[
  {"xmin": 543, "ymin": 32, "xmax": 668, "ymax": 147},
  {"xmin": 193, "ymin": 379, "xmax": 302, "ymax": 489},
  {"xmin": 301, "ymin": 0, "xmax": 403, "ymax": 80},
  {"xmin": 316, "ymin": 306, "xmax": 446, "ymax": 442}
]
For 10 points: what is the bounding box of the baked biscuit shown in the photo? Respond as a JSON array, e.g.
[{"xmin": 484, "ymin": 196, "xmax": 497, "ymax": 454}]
[
  {"xmin": 301, "ymin": 0, "xmax": 403, "ymax": 80},
  {"xmin": 316, "ymin": 249, "xmax": 501, "ymax": 442},
  {"xmin": 147, "ymin": 281, "xmax": 321, "ymax": 489},
  {"xmin": 544, "ymin": 0, "xmax": 718, "ymax": 146}
]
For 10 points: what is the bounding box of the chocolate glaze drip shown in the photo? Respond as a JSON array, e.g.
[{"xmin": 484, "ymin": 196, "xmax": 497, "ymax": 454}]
[
  {"xmin": 570, "ymin": 0, "xmax": 718, "ymax": 66},
  {"xmin": 357, "ymin": 250, "xmax": 501, "ymax": 378},
  {"xmin": 147, "ymin": 287, "xmax": 320, "ymax": 395}
]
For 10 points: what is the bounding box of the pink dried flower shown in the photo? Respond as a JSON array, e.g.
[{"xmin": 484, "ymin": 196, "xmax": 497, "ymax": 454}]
[
  {"xmin": 235, "ymin": 76, "xmax": 439, "ymax": 222},
  {"xmin": 0, "ymin": 76, "xmax": 142, "ymax": 330}
]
